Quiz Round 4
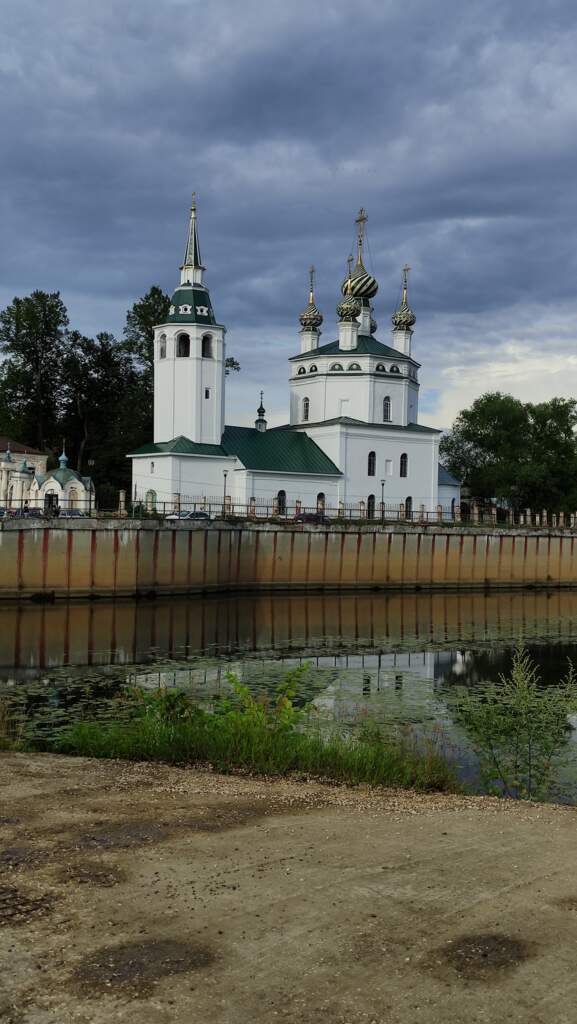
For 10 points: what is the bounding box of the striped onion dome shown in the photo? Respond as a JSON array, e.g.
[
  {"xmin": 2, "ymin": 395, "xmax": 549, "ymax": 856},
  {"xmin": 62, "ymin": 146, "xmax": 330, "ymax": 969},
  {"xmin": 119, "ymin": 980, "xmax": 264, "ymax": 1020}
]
[
  {"xmin": 299, "ymin": 297, "xmax": 323, "ymax": 330},
  {"xmin": 341, "ymin": 260, "xmax": 379, "ymax": 299},
  {"xmin": 392, "ymin": 267, "xmax": 416, "ymax": 330},
  {"xmin": 336, "ymin": 295, "xmax": 361, "ymax": 322}
]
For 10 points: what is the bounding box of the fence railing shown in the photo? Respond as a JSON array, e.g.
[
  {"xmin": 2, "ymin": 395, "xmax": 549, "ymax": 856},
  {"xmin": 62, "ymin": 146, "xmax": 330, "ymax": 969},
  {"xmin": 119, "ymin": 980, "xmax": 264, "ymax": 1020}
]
[{"xmin": 2, "ymin": 495, "xmax": 577, "ymax": 529}]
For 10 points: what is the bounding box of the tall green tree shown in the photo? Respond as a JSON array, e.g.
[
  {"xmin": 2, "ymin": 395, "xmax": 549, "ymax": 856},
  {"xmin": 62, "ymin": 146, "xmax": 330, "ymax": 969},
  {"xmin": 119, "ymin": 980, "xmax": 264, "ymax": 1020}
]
[
  {"xmin": 440, "ymin": 391, "xmax": 577, "ymax": 511},
  {"xmin": 0, "ymin": 291, "xmax": 69, "ymax": 450}
]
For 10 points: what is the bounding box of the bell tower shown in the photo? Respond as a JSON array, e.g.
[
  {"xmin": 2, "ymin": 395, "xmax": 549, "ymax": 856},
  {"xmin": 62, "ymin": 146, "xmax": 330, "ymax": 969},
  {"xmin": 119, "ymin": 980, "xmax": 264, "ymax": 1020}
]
[{"xmin": 153, "ymin": 195, "xmax": 226, "ymax": 445}]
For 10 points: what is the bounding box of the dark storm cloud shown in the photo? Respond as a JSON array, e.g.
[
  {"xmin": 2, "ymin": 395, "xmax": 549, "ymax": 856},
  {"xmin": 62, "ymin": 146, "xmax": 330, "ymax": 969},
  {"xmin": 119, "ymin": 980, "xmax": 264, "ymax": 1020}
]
[{"xmin": 1, "ymin": 0, "xmax": 577, "ymax": 426}]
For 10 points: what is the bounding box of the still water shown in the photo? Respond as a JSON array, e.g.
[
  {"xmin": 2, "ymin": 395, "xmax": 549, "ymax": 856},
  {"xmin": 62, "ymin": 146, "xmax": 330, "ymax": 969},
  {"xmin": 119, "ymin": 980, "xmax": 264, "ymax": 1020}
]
[{"xmin": 4, "ymin": 590, "xmax": 577, "ymax": 798}]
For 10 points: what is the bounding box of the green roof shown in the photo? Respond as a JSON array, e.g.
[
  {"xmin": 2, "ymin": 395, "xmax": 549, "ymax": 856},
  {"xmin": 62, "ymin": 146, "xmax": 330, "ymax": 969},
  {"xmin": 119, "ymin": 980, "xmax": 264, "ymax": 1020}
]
[
  {"xmin": 290, "ymin": 334, "xmax": 419, "ymax": 365},
  {"xmin": 289, "ymin": 417, "xmax": 441, "ymax": 434},
  {"xmin": 129, "ymin": 427, "xmax": 341, "ymax": 476},
  {"xmin": 166, "ymin": 285, "xmax": 217, "ymax": 326}
]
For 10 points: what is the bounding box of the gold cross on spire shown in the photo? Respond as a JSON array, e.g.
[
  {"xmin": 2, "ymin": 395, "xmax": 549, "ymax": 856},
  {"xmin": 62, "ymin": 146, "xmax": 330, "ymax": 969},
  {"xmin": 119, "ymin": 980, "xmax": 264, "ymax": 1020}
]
[
  {"xmin": 355, "ymin": 208, "xmax": 367, "ymax": 266},
  {"xmin": 191, "ymin": 191, "xmax": 196, "ymax": 209},
  {"xmin": 402, "ymin": 264, "xmax": 411, "ymax": 301}
]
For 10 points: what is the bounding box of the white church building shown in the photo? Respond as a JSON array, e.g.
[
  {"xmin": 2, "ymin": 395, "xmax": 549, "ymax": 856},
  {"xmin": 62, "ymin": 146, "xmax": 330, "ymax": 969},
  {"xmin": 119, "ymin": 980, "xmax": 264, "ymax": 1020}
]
[{"xmin": 129, "ymin": 201, "xmax": 459, "ymax": 518}]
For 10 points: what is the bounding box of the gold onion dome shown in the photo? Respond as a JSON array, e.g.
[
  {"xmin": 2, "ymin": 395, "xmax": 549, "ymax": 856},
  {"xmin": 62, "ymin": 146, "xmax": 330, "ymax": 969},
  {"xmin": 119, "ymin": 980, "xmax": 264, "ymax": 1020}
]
[
  {"xmin": 341, "ymin": 208, "xmax": 379, "ymax": 299},
  {"xmin": 337, "ymin": 295, "xmax": 361, "ymax": 321},
  {"xmin": 392, "ymin": 265, "xmax": 416, "ymax": 331},
  {"xmin": 299, "ymin": 266, "xmax": 323, "ymax": 329}
]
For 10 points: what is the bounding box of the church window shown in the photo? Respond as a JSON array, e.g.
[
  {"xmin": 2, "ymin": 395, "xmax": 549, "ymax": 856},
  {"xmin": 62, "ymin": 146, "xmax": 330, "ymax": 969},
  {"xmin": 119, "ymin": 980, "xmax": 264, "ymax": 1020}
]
[
  {"xmin": 367, "ymin": 451, "xmax": 376, "ymax": 476},
  {"xmin": 179, "ymin": 304, "xmax": 192, "ymax": 315},
  {"xmin": 68, "ymin": 487, "xmax": 78, "ymax": 510},
  {"xmin": 385, "ymin": 459, "xmax": 393, "ymax": 476},
  {"xmin": 348, "ymin": 363, "xmax": 361, "ymax": 371},
  {"xmin": 376, "ymin": 363, "xmax": 386, "ymax": 372},
  {"xmin": 169, "ymin": 305, "xmax": 175, "ymax": 315},
  {"xmin": 145, "ymin": 489, "xmax": 157, "ymax": 512},
  {"xmin": 277, "ymin": 489, "xmax": 287, "ymax": 515},
  {"xmin": 383, "ymin": 396, "xmax": 391, "ymax": 421},
  {"xmin": 367, "ymin": 494, "xmax": 375, "ymax": 519},
  {"xmin": 400, "ymin": 453, "xmax": 408, "ymax": 478},
  {"xmin": 177, "ymin": 333, "xmax": 190, "ymax": 357},
  {"xmin": 309, "ymin": 365, "xmax": 318, "ymax": 373},
  {"xmin": 202, "ymin": 334, "xmax": 213, "ymax": 358},
  {"xmin": 390, "ymin": 365, "xmax": 400, "ymax": 373},
  {"xmin": 405, "ymin": 496, "xmax": 413, "ymax": 519},
  {"xmin": 196, "ymin": 305, "xmax": 209, "ymax": 316},
  {"xmin": 297, "ymin": 366, "xmax": 306, "ymax": 375},
  {"xmin": 302, "ymin": 397, "xmax": 310, "ymax": 422},
  {"xmin": 159, "ymin": 334, "xmax": 167, "ymax": 359},
  {"xmin": 316, "ymin": 492, "xmax": 325, "ymax": 512},
  {"xmin": 329, "ymin": 363, "xmax": 343, "ymax": 371},
  {"xmin": 150, "ymin": 462, "xmax": 155, "ymax": 474},
  {"xmin": 205, "ymin": 389, "xmax": 210, "ymax": 399}
]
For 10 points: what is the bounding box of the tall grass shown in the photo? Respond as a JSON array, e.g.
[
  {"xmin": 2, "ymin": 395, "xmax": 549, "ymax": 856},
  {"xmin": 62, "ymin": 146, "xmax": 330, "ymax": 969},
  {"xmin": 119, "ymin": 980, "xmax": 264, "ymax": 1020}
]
[
  {"xmin": 0, "ymin": 698, "xmax": 25, "ymax": 751},
  {"xmin": 51, "ymin": 672, "xmax": 456, "ymax": 792}
]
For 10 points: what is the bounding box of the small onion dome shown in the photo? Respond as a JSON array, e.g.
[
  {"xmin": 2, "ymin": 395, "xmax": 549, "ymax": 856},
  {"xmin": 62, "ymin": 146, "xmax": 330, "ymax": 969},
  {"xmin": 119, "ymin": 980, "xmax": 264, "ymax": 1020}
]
[
  {"xmin": 299, "ymin": 298, "xmax": 323, "ymax": 330},
  {"xmin": 336, "ymin": 295, "xmax": 361, "ymax": 322},
  {"xmin": 392, "ymin": 295, "xmax": 416, "ymax": 331}
]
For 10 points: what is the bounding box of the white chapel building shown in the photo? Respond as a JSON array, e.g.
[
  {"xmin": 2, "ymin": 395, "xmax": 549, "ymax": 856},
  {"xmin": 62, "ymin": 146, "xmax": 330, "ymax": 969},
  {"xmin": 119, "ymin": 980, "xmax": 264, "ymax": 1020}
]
[{"xmin": 129, "ymin": 201, "xmax": 459, "ymax": 517}]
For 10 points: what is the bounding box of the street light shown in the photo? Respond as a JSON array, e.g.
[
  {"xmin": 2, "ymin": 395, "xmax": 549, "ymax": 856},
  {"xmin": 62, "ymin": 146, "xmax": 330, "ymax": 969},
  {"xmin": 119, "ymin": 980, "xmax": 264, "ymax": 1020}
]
[
  {"xmin": 380, "ymin": 479, "xmax": 385, "ymax": 522},
  {"xmin": 222, "ymin": 469, "xmax": 228, "ymax": 517}
]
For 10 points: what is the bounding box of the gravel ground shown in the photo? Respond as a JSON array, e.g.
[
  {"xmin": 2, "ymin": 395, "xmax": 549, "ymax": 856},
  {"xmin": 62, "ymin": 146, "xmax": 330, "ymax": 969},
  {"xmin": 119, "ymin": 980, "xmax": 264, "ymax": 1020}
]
[{"xmin": 1, "ymin": 752, "xmax": 577, "ymax": 1023}]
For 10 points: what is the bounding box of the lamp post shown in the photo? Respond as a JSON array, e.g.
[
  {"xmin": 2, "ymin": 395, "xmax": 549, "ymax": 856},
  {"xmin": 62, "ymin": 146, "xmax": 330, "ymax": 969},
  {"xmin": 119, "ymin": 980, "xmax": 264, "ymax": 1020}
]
[
  {"xmin": 222, "ymin": 470, "xmax": 228, "ymax": 518},
  {"xmin": 380, "ymin": 479, "xmax": 385, "ymax": 522}
]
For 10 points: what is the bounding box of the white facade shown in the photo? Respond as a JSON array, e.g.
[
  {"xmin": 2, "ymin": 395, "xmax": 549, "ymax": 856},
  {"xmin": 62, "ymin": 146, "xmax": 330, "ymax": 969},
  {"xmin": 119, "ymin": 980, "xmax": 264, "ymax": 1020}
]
[
  {"xmin": 0, "ymin": 445, "xmax": 94, "ymax": 511},
  {"xmin": 129, "ymin": 203, "xmax": 459, "ymax": 516}
]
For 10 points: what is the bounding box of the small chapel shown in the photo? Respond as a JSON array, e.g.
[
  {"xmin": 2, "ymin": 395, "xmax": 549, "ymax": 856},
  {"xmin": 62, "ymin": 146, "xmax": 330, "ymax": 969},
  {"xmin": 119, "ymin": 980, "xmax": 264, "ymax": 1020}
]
[{"xmin": 128, "ymin": 200, "xmax": 460, "ymax": 517}]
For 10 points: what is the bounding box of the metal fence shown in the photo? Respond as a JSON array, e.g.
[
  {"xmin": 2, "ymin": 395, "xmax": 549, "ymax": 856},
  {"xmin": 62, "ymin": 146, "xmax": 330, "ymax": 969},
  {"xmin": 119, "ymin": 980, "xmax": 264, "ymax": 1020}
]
[{"xmin": 1, "ymin": 495, "xmax": 576, "ymax": 529}]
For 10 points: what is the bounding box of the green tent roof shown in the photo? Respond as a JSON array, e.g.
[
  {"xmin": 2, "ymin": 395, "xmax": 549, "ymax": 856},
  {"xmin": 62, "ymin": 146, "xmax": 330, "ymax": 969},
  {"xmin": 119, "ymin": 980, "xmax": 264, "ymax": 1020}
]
[
  {"xmin": 290, "ymin": 334, "xmax": 419, "ymax": 366},
  {"xmin": 129, "ymin": 427, "xmax": 341, "ymax": 476},
  {"xmin": 166, "ymin": 285, "xmax": 217, "ymax": 326}
]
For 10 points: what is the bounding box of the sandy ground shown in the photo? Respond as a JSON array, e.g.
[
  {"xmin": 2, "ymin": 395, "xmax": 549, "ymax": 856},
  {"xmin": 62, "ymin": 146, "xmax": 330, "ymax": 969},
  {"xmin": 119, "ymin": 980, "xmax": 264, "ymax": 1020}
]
[{"xmin": 1, "ymin": 755, "xmax": 577, "ymax": 1024}]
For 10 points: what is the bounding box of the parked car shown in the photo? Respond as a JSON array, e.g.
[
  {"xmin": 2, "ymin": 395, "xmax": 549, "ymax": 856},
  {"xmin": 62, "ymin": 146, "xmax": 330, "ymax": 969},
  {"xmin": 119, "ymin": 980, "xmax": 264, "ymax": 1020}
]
[
  {"xmin": 58, "ymin": 509, "xmax": 88, "ymax": 518},
  {"xmin": 8, "ymin": 506, "xmax": 45, "ymax": 519},
  {"xmin": 165, "ymin": 510, "xmax": 211, "ymax": 521},
  {"xmin": 294, "ymin": 512, "xmax": 332, "ymax": 526}
]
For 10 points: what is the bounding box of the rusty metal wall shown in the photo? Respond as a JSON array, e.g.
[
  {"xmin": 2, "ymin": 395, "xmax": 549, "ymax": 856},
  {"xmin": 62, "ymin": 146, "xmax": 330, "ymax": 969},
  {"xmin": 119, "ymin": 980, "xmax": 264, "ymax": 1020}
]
[{"xmin": 0, "ymin": 520, "xmax": 576, "ymax": 598}]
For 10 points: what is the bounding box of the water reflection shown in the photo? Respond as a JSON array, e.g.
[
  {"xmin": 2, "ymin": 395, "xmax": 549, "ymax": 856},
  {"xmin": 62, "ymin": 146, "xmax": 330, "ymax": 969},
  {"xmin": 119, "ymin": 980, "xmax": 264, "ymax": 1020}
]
[{"xmin": 3, "ymin": 590, "xmax": 577, "ymax": 679}]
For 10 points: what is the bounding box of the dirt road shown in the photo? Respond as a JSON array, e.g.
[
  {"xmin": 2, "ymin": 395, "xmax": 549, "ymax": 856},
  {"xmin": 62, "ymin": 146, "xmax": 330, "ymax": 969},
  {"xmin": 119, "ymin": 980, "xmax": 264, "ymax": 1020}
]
[{"xmin": 1, "ymin": 753, "xmax": 577, "ymax": 1023}]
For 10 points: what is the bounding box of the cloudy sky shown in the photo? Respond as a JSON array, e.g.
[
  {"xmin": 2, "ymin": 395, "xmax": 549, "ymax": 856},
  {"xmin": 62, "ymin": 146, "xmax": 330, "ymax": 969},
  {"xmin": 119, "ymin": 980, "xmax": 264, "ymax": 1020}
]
[{"xmin": 1, "ymin": 0, "xmax": 577, "ymax": 429}]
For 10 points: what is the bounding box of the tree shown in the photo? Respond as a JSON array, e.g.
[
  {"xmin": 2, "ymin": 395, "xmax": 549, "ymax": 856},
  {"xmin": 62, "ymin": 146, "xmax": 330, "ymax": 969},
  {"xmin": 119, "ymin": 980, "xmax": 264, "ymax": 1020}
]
[
  {"xmin": 123, "ymin": 286, "xmax": 170, "ymax": 372},
  {"xmin": 440, "ymin": 392, "xmax": 577, "ymax": 511},
  {"xmin": 0, "ymin": 291, "xmax": 69, "ymax": 451}
]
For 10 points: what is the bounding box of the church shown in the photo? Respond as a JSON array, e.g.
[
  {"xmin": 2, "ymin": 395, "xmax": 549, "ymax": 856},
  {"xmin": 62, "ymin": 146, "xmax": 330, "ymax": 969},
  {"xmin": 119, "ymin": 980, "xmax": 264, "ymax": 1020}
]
[{"xmin": 128, "ymin": 200, "xmax": 459, "ymax": 518}]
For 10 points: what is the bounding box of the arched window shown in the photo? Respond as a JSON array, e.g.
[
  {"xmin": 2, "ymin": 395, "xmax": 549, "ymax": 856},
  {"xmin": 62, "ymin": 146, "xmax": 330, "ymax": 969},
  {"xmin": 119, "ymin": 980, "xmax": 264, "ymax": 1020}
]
[
  {"xmin": 376, "ymin": 363, "xmax": 386, "ymax": 372},
  {"xmin": 309, "ymin": 364, "xmax": 318, "ymax": 372},
  {"xmin": 297, "ymin": 366, "xmax": 306, "ymax": 375},
  {"xmin": 201, "ymin": 334, "xmax": 213, "ymax": 358},
  {"xmin": 177, "ymin": 333, "xmax": 190, "ymax": 358},
  {"xmin": 316, "ymin": 492, "xmax": 325, "ymax": 512},
  {"xmin": 150, "ymin": 461, "xmax": 155, "ymax": 474},
  {"xmin": 68, "ymin": 487, "xmax": 78, "ymax": 509},
  {"xmin": 405, "ymin": 496, "xmax": 413, "ymax": 519},
  {"xmin": 277, "ymin": 489, "xmax": 287, "ymax": 515},
  {"xmin": 367, "ymin": 451, "xmax": 376, "ymax": 476},
  {"xmin": 329, "ymin": 363, "xmax": 344, "ymax": 371},
  {"xmin": 390, "ymin": 364, "xmax": 400, "ymax": 374},
  {"xmin": 367, "ymin": 494, "xmax": 376, "ymax": 519},
  {"xmin": 400, "ymin": 453, "xmax": 408, "ymax": 478},
  {"xmin": 383, "ymin": 396, "xmax": 391, "ymax": 422},
  {"xmin": 302, "ymin": 397, "xmax": 310, "ymax": 422},
  {"xmin": 348, "ymin": 362, "xmax": 361, "ymax": 371},
  {"xmin": 145, "ymin": 489, "xmax": 157, "ymax": 511},
  {"xmin": 159, "ymin": 334, "xmax": 167, "ymax": 359}
]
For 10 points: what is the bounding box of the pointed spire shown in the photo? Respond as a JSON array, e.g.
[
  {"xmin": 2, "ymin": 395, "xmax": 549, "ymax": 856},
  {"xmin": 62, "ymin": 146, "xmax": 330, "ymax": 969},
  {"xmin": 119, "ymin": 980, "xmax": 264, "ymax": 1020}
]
[
  {"xmin": 180, "ymin": 193, "xmax": 205, "ymax": 285},
  {"xmin": 255, "ymin": 391, "xmax": 267, "ymax": 432},
  {"xmin": 355, "ymin": 207, "xmax": 368, "ymax": 270},
  {"xmin": 59, "ymin": 439, "xmax": 68, "ymax": 469},
  {"xmin": 392, "ymin": 264, "xmax": 416, "ymax": 331},
  {"xmin": 299, "ymin": 265, "xmax": 323, "ymax": 330}
]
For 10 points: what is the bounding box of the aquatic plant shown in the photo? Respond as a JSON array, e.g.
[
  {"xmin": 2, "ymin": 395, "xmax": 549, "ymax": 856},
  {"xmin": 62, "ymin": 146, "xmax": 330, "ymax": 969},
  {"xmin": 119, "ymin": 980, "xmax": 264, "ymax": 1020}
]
[
  {"xmin": 50, "ymin": 669, "xmax": 456, "ymax": 792},
  {"xmin": 452, "ymin": 644, "xmax": 577, "ymax": 800}
]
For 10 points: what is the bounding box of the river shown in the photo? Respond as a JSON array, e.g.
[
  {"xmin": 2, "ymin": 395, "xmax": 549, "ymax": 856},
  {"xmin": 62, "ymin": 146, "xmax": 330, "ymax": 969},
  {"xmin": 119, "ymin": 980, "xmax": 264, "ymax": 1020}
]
[{"xmin": 3, "ymin": 589, "xmax": 577, "ymax": 799}]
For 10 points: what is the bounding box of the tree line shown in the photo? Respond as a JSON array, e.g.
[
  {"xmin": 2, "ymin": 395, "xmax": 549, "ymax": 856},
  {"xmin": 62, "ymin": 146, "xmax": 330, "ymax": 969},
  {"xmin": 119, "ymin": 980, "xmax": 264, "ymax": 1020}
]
[
  {"xmin": 440, "ymin": 392, "xmax": 577, "ymax": 513},
  {"xmin": 0, "ymin": 287, "xmax": 239, "ymax": 505}
]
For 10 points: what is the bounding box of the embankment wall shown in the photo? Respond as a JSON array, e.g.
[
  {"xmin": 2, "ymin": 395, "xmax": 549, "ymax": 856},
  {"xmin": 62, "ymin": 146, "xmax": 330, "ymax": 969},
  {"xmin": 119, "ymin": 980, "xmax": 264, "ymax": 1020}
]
[{"xmin": 1, "ymin": 519, "xmax": 577, "ymax": 599}]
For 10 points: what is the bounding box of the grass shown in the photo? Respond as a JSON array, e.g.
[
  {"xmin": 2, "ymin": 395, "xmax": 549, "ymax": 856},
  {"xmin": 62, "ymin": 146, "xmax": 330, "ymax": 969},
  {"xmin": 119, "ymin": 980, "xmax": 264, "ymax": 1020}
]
[{"xmin": 46, "ymin": 671, "xmax": 456, "ymax": 792}]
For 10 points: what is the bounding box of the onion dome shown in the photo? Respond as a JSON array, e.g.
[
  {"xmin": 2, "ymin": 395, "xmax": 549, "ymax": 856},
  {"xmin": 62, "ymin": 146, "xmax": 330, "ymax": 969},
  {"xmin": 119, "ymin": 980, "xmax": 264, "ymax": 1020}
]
[
  {"xmin": 392, "ymin": 264, "xmax": 416, "ymax": 331},
  {"xmin": 337, "ymin": 295, "xmax": 361, "ymax": 322},
  {"xmin": 340, "ymin": 208, "xmax": 379, "ymax": 299},
  {"xmin": 299, "ymin": 266, "xmax": 323, "ymax": 330}
]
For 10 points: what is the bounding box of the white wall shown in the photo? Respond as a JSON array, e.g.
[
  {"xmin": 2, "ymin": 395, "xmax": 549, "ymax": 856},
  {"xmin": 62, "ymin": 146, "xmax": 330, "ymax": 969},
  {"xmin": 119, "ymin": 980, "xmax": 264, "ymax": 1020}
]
[
  {"xmin": 131, "ymin": 454, "xmax": 236, "ymax": 506},
  {"xmin": 438, "ymin": 483, "xmax": 461, "ymax": 515},
  {"xmin": 289, "ymin": 356, "xmax": 418, "ymax": 428},
  {"xmin": 153, "ymin": 324, "xmax": 225, "ymax": 445}
]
